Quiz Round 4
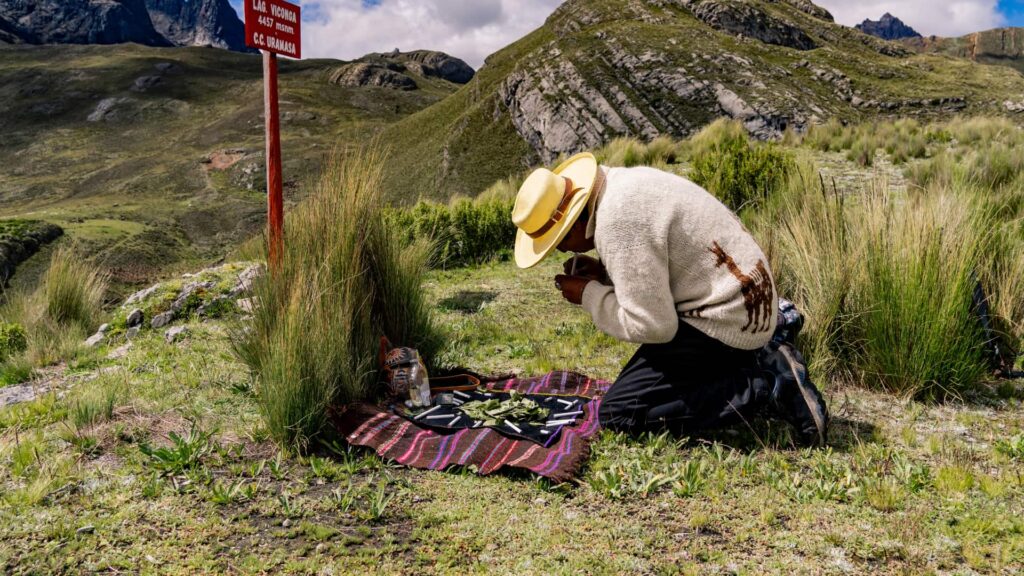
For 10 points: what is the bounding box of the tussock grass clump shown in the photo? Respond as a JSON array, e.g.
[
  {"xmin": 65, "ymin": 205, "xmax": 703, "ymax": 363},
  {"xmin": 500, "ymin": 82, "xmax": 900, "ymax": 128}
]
[
  {"xmin": 687, "ymin": 120, "xmax": 796, "ymax": 212},
  {"xmin": 41, "ymin": 245, "xmax": 106, "ymax": 330},
  {"xmin": 596, "ymin": 136, "xmax": 681, "ymax": 168},
  {"xmin": 850, "ymin": 189, "xmax": 991, "ymax": 398},
  {"xmin": 761, "ymin": 166, "xmax": 854, "ymax": 381},
  {"xmin": 909, "ymin": 142, "xmax": 1024, "ymax": 191},
  {"xmin": 476, "ymin": 175, "xmax": 520, "ymax": 202},
  {"xmin": 763, "ymin": 165, "xmax": 1016, "ymax": 399},
  {"xmin": 802, "ymin": 118, "xmax": 931, "ymax": 167},
  {"xmin": 0, "ymin": 246, "xmax": 106, "ymax": 380},
  {"xmin": 234, "ymin": 148, "xmax": 444, "ymax": 450}
]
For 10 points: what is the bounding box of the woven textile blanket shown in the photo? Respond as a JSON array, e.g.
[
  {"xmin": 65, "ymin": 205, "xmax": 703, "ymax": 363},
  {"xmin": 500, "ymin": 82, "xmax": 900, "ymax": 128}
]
[{"xmin": 330, "ymin": 371, "xmax": 610, "ymax": 482}]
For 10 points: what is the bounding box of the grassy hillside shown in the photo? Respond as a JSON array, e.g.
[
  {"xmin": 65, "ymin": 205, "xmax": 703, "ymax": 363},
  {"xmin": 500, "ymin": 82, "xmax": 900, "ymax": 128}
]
[
  {"xmin": 379, "ymin": 0, "xmax": 1024, "ymax": 202},
  {"xmin": 0, "ymin": 44, "xmax": 461, "ymax": 294}
]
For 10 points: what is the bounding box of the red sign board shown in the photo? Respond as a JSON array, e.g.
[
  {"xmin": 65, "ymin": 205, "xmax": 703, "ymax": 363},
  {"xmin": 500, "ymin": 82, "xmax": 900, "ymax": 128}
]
[{"xmin": 244, "ymin": 0, "xmax": 301, "ymax": 59}]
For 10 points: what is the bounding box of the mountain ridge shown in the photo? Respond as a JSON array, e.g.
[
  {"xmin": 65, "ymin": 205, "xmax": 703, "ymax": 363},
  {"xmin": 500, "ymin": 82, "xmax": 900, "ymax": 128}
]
[
  {"xmin": 377, "ymin": 0, "xmax": 1024, "ymax": 201},
  {"xmin": 0, "ymin": 0, "xmax": 252, "ymax": 52}
]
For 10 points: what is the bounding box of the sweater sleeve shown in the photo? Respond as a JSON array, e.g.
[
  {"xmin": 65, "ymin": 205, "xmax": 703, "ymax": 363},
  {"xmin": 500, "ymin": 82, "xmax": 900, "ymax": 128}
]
[{"xmin": 580, "ymin": 224, "xmax": 679, "ymax": 344}]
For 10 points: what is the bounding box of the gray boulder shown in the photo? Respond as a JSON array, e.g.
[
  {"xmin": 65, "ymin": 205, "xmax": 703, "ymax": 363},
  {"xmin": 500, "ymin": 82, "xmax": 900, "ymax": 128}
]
[
  {"xmin": 231, "ymin": 264, "xmax": 264, "ymax": 296},
  {"xmin": 165, "ymin": 326, "xmax": 188, "ymax": 344},
  {"xmin": 125, "ymin": 284, "xmax": 159, "ymax": 305},
  {"xmin": 126, "ymin": 308, "xmax": 144, "ymax": 328},
  {"xmin": 151, "ymin": 311, "xmax": 174, "ymax": 329},
  {"xmin": 170, "ymin": 281, "xmax": 214, "ymax": 314},
  {"xmin": 131, "ymin": 75, "xmax": 163, "ymax": 93},
  {"xmin": 237, "ymin": 298, "xmax": 256, "ymax": 314}
]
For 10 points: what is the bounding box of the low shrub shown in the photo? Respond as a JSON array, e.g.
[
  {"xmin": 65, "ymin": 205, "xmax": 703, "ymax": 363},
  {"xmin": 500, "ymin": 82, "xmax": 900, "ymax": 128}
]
[
  {"xmin": 687, "ymin": 122, "xmax": 796, "ymax": 212},
  {"xmin": 234, "ymin": 147, "xmax": 445, "ymax": 450},
  {"xmin": 387, "ymin": 195, "xmax": 515, "ymax": 269},
  {"xmin": 0, "ymin": 322, "xmax": 27, "ymax": 361}
]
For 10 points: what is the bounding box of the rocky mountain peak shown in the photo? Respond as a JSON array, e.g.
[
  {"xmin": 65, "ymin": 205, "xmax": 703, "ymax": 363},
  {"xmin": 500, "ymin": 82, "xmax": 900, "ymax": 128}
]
[
  {"xmin": 144, "ymin": 0, "xmax": 253, "ymax": 53},
  {"xmin": 0, "ymin": 0, "xmax": 252, "ymax": 52},
  {"xmin": 856, "ymin": 13, "xmax": 922, "ymax": 41}
]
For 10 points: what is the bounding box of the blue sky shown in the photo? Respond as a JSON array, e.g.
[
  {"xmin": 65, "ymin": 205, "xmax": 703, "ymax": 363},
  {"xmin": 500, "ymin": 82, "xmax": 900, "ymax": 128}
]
[
  {"xmin": 227, "ymin": 1, "xmax": 1024, "ymax": 66},
  {"xmin": 1000, "ymin": 0, "xmax": 1024, "ymax": 25}
]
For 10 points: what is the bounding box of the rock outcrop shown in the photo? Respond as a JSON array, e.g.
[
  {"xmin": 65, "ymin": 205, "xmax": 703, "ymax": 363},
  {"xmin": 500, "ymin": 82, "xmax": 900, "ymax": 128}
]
[
  {"xmin": 397, "ymin": 50, "xmax": 476, "ymax": 84},
  {"xmin": 778, "ymin": 0, "xmax": 833, "ymax": 22},
  {"xmin": 856, "ymin": 13, "xmax": 921, "ymax": 41},
  {"xmin": 0, "ymin": 0, "xmax": 170, "ymax": 46},
  {"xmin": 0, "ymin": 221, "xmax": 63, "ymax": 286},
  {"xmin": 330, "ymin": 63, "xmax": 418, "ymax": 90},
  {"xmin": 905, "ymin": 27, "xmax": 1024, "ymax": 74},
  {"xmin": 688, "ymin": 0, "xmax": 817, "ymax": 50},
  {"xmin": 143, "ymin": 0, "xmax": 253, "ymax": 53},
  {"xmin": 0, "ymin": 0, "xmax": 251, "ymax": 52},
  {"xmin": 330, "ymin": 50, "xmax": 475, "ymax": 90}
]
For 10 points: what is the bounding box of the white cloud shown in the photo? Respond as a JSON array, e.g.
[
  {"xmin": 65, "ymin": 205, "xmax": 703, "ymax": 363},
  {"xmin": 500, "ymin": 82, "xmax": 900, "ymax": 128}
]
[
  {"xmin": 814, "ymin": 0, "xmax": 1007, "ymax": 37},
  {"xmin": 296, "ymin": 0, "xmax": 563, "ymax": 69}
]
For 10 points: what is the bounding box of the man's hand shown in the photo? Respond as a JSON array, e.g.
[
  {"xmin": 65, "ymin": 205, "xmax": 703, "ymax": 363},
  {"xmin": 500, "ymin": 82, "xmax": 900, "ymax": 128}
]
[
  {"xmin": 563, "ymin": 255, "xmax": 608, "ymax": 284},
  {"xmin": 554, "ymin": 275, "xmax": 591, "ymax": 305}
]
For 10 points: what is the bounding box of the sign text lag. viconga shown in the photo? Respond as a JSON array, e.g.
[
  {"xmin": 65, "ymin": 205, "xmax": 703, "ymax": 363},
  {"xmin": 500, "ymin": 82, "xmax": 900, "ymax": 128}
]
[{"xmin": 245, "ymin": 0, "xmax": 301, "ymax": 59}]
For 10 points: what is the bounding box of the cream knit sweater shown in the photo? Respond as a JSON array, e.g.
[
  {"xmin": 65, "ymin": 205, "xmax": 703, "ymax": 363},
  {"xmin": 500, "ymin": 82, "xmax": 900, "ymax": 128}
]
[{"xmin": 580, "ymin": 166, "xmax": 778, "ymax": 350}]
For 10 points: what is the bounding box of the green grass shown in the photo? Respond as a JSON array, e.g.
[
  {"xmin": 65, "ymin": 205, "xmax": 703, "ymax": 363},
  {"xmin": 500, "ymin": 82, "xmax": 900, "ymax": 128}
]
[
  {"xmin": 1, "ymin": 120, "xmax": 1023, "ymax": 572},
  {"xmin": 0, "ymin": 252, "xmax": 1021, "ymax": 573}
]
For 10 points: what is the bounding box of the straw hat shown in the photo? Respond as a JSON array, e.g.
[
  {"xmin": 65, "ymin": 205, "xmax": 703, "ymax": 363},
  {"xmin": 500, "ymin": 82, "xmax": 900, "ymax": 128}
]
[{"xmin": 512, "ymin": 152, "xmax": 601, "ymax": 269}]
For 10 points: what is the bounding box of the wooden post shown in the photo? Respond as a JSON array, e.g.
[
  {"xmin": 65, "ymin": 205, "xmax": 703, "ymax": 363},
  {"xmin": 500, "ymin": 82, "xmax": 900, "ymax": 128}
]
[{"xmin": 264, "ymin": 51, "xmax": 284, "ymax": 271}]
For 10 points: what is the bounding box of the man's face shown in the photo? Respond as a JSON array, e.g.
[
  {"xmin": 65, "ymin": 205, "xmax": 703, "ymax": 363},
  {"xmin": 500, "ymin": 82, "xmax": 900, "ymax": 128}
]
[{"xmin": 556, "ymin": 216, "xmax": 593, "ymax": 253}]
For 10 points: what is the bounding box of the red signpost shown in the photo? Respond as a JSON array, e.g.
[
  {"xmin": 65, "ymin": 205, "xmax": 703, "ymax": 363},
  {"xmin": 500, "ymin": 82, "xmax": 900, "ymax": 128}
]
[{"xmin": 244, "ymin": 0, "xmax": 301, "ymax": 271}]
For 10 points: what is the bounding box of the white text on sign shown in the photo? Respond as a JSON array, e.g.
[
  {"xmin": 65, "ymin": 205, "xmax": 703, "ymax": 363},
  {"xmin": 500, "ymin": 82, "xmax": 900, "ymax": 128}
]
[{"xmin": 244, "ymin": 0, "xmax": 301, "ymax": 59}]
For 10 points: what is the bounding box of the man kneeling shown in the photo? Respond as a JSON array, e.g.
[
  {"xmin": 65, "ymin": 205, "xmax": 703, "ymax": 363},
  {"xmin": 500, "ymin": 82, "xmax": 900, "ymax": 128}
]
[{"xmin": 511, "ymin": 153, "xmax": 829, "ymax": 445}]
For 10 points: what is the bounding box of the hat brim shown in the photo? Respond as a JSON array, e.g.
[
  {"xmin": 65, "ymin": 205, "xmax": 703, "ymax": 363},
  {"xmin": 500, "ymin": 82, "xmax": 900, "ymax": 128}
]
[{"xmin": 514, "ymin": 152, "xmax": 598, "ymax": 269}]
